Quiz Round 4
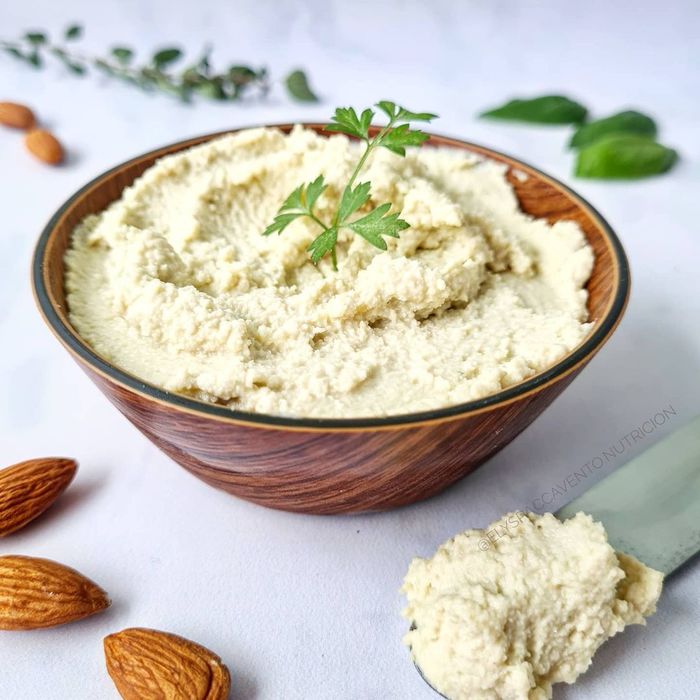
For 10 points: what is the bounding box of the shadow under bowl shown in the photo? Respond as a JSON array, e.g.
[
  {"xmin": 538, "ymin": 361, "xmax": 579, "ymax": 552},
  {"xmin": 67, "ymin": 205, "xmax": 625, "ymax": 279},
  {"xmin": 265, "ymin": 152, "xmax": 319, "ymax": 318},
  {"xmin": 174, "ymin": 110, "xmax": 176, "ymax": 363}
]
[{"xmin": 32, "ymin": 125, "xmax": 629, "ymax": 514}]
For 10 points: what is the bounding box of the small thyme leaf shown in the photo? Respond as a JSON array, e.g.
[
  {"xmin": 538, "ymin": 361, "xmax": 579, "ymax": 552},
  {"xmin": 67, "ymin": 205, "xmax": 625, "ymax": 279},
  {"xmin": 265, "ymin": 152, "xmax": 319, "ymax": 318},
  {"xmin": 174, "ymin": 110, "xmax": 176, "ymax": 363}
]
[
  {"xmin": 64, "ymin": 24, "xmax": 82, "ymax": 41},
  {"xmin": 152, "ymin": 47, "xmax": 182, "ymax": 69},
  {"xmin": 111, "ymin": 46, "xmax": 134, "ymax": 64},
  {"xmin": 50, "ymin": 47, "xmax": 86, "ymax": 75},
  {"xmin": 2, "ymin": 46, "xmax": 26, "ymax": 60},
  {"xmin": 228, "ymin": 65, "xmax": 256, "ymax": 86},
  {"xmin": 27, "ymin": 50, "xmax": 42, "ymax": 68},
  {"xmin": 24, "ymin": 32, "xmax": 47, "ymax": 45},
  {"xmin": 285, "ymin": 69, "xmax": 318, "ymax": 102},
  {"xmin": 265, "ymin": 101, "xmax": 437, "ymax": 268},
  {"xmin": 193, "ymin": 77, "xmax": 226, "ymax": 100}
]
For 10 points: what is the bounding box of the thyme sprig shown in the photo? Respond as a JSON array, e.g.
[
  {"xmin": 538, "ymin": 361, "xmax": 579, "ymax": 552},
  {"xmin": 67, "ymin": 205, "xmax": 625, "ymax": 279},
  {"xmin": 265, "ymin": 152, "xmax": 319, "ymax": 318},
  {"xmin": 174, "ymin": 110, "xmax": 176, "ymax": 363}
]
[
  {"xmin": 0, "ymin": 24, "xmax": 318, "ymax": 103},
  {"xmin": 263, "ymin": 101, "xmax": 437, "ymax": 269}
]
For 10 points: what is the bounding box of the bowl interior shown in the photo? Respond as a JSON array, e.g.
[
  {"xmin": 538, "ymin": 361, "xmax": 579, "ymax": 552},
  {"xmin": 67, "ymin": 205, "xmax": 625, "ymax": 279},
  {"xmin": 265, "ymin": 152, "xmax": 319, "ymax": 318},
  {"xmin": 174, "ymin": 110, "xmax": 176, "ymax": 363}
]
[{"xmin": 34, "ymin": 125, "xmax": 628, "ymax": 428}]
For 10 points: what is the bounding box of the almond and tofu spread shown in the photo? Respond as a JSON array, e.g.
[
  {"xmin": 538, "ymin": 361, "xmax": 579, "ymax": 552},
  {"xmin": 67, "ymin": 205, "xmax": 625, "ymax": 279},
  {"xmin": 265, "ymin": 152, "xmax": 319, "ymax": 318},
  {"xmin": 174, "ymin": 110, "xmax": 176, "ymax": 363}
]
[
  {"xmin": 65, "ymin": 126, "xmax": 593, "ymax": 418},
  {"xmin": 402, "ymin": 512, "xmax": 663, "ymax": 700}
]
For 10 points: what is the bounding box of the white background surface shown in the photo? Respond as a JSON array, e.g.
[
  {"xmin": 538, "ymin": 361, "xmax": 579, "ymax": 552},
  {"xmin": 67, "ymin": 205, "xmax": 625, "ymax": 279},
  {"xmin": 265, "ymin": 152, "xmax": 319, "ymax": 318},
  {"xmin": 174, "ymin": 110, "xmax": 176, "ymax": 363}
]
[{"xmin": 1, "ymin": 1, "xmax": 698, "ymax": 698}]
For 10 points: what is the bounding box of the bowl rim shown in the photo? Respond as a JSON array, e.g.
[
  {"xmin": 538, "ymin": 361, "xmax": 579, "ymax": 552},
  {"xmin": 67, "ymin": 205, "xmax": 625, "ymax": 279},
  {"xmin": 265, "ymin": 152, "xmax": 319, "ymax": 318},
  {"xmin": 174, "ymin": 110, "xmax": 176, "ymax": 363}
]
[{"xmin": 32, "ymin": 124, "xmax": 630, "ymax": 432}]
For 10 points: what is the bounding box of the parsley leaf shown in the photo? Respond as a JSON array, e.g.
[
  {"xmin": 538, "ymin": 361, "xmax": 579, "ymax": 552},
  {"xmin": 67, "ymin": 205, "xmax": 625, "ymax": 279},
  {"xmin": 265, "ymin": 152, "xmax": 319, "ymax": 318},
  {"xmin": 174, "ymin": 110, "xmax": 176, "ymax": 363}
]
[
  {"xmin": 308, "ymin": 227, "xmax": 338, "ymax": 264},
  {"xmin": 262, "ymin": 176, "xmax": 328, "ymax": 236},
  {"xmin": 263, "ymin": 211, "xmax": 306, "ymax": 236},
  {"xmin": 264, "ymin": 101, "xmax": 437, "ymax": 269},
  {"xmin": 304, "ymin": 175, "xmax": 327, "ymax": 209},
  {"xmin": 346, "ymin": 203, "xmax": 409, "ymax": 250},
  {"xmin": 324, "ymin": 107, "xmax": 374, "ymax": 141},
  {"xmin": 379, "ymin": 123, "xmax": 430, "ymax": 156},
  {"xmin": 337, "ymin": 181, "xmax": 371, "ymax": 222}
]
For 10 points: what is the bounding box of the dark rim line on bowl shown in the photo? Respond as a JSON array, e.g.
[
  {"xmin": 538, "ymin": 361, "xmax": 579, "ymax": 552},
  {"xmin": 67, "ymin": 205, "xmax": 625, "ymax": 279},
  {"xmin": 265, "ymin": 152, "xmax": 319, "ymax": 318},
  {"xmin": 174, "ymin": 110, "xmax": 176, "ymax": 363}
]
[{"xmin": 32, "ymin": 125, "xmax": 630, "ymax": 432}]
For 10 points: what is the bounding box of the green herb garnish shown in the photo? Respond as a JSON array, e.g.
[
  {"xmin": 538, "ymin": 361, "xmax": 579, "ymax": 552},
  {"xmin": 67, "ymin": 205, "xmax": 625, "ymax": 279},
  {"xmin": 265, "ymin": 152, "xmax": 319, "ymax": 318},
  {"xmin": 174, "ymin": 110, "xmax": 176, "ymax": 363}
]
[
  {"xmin": 0, "ymin": 24, "xmax": 317, "ymax": 104},
  {"xmin": 569, "ymin": 110, "xmax": 657, "ymax": 149},
  {"xmin": 480, "ymin": 94, "xmax": 679, "ymax": 180},
  {"xmin": 284, "ymin": 69, "xmax": 319, "ymax": 102},
  {"xmin": 263, "ymin": 101, "xmax": 437, "ymax": 270},
  {"xmin": 575, "ymin": 134, "xmax": 678, "ymax": 179},
  {"xmin": 480, "ymin": 95, "xmax": 588, "ymax": 124}
]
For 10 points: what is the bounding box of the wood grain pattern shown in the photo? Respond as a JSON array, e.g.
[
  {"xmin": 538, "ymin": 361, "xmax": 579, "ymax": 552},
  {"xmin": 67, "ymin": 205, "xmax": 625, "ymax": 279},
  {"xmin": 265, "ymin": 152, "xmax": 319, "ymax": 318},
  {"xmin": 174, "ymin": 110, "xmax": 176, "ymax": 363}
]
[{"xmin": 33, "ymin": 125, "xmax": 629, "ymax": 514}]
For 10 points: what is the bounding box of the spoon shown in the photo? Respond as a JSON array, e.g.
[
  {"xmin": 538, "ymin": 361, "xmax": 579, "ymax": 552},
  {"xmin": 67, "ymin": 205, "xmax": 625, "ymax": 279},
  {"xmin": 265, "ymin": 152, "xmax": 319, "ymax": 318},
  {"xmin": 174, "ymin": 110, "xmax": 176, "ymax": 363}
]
[
  {"xmin": 413, "ymin": 658, "xmax": 447, "ymax": 698},
  {"xmin": 410, "ymin": 414, "xmax": 700, "ymax": 697}
]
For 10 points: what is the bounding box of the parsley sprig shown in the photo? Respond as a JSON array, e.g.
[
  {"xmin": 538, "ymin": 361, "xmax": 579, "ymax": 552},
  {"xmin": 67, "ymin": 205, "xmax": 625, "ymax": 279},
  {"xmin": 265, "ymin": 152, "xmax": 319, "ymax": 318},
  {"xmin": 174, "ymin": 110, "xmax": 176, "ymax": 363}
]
[{"xmin": 263, "ymin": 101, "xmax": 437, "ymax": 270}]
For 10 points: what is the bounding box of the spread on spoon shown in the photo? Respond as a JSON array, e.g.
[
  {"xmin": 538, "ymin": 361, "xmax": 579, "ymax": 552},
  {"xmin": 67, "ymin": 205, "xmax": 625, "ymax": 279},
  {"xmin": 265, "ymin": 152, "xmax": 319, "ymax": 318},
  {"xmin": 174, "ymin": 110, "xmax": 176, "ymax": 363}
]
[
  {"xmin": 401, "ymin": 511, "xmax": 663, "ymax": 700},
  {"xmin": 65, "ymin": 126, "xmax": 593, "ymax": 418}
]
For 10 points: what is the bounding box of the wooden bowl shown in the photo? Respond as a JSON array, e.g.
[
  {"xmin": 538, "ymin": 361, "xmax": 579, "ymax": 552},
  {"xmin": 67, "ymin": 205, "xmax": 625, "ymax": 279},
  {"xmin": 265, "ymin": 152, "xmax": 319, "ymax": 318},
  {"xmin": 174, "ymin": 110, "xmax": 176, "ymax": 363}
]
[{"xmin": 32, "ymin": 125, "xmax": 629, "ymax": 514}]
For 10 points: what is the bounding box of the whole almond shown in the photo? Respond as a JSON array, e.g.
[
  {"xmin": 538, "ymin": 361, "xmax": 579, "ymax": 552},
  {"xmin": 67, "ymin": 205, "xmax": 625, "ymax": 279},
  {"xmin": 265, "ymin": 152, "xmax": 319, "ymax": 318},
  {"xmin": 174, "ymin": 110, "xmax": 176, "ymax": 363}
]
[
  {"xmin": 0, "ymin": 555, "xmax": 109, "ymax": 630},
  {"xmin": 24, "ymin": 128, "xmax": 64, "ymax": 165},
  {"xmin": 0, "ymin": 101, "xmax": 36, "ymax": 129},
  {"xmin": 0, "ymin": 457, "xmax": 77, "ymax": 536},
  {"xmin": 104, "ymin": 627, "xmax": 231, "ymax": 700}
]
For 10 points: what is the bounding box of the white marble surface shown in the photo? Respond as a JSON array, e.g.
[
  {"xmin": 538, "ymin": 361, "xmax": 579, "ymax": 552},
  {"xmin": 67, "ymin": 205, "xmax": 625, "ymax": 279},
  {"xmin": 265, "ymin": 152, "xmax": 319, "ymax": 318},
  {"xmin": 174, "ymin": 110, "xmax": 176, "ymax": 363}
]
[{"xmin": 1, "ymin": 0, "xmax": 699, "ymax": 697}]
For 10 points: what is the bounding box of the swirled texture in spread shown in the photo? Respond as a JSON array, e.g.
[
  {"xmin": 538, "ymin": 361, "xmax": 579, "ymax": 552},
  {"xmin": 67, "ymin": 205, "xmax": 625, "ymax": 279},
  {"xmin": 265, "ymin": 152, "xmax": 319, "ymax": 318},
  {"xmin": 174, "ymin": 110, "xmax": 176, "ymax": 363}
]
[{"xmin": 65, "ymin": 126, "xmax": 593, "ymax": 417}]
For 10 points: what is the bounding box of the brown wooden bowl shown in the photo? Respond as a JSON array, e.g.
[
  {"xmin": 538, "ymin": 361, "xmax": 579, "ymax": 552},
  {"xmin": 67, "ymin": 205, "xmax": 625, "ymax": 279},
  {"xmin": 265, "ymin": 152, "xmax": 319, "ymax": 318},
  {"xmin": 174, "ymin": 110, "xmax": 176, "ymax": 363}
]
[{"xmin": 32, "ymin": 125, "xmax": 629, "ymax": 514}]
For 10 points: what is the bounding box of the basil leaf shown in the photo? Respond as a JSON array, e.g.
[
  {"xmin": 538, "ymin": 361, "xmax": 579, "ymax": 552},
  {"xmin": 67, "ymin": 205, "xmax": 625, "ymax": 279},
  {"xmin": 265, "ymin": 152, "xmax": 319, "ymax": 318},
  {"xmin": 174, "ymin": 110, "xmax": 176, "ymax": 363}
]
[
  {"xmin": 570, "ymin": 110, "xmax": 657, "ymax": 149},
  {"xmin": 481, "ymin": 95, "xmax": 588, "ymax": 124},
  {"xmin": 285, "ymin": 69, "xmax": 318, "ymax": 102},
  {"xmin": 575, "ymin": 135, "xmax": 678, "ymax": 179}
]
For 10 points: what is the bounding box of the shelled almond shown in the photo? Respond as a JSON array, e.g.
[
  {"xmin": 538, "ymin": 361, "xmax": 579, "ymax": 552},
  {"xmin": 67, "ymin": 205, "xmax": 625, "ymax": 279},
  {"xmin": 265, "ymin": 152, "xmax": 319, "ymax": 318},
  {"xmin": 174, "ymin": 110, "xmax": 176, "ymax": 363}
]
[
  {"xmin": 24, "ymin": 128, "xmax": 64, "ymax": 165},
  {"xmin": 0, "ymin": 101, "xmax": 36, "ymax": 129},
  {"xmin": 0, "ymin": 555, "xmax": 110, "ymax": 630},
  {"xmin": 0, "ymin": 457, "xmax": 77, "ymax": 536},
  {"xmin": 104, "ymin": 627, "xmax": 231, "ymax": 700}
]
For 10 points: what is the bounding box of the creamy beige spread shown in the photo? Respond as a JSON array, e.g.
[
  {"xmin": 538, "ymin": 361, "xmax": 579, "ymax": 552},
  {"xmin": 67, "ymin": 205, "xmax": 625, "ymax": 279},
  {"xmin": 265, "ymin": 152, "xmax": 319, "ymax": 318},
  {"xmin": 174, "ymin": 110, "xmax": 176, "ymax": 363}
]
[
  {"xmin": 402, "ymin": 512, "xmax": 664, "ymax": 700},
  {"xmin": 65, "ymin": 126, "xmax": 594, "ymax": 418}
]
